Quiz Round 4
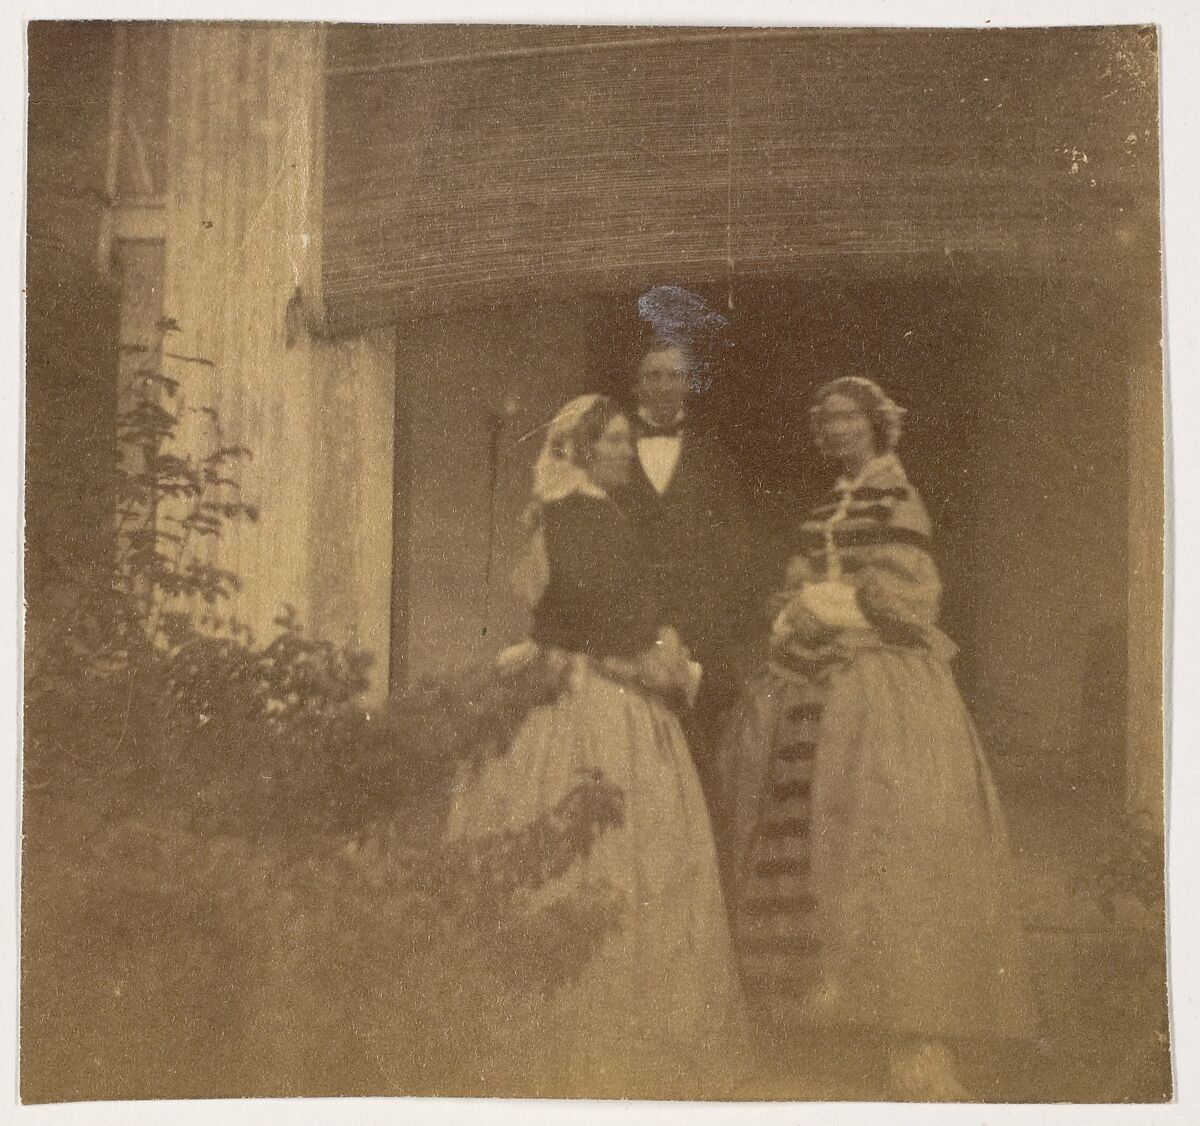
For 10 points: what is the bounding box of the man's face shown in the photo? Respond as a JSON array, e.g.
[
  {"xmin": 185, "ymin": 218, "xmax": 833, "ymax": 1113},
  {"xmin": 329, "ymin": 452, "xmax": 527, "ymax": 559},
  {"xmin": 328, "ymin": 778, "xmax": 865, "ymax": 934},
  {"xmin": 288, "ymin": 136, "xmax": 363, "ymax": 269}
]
[{"xmin": 633, "ymin": 347, "xmax": 690, "ymax": 425}]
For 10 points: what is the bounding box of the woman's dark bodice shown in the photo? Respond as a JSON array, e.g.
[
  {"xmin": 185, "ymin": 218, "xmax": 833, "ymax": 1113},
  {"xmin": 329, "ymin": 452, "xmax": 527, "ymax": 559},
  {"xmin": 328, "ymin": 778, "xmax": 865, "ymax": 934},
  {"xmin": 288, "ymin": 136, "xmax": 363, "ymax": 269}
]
[{"xmin": 531, "ymin": 494, "xmax": 660, "ymax": 658}]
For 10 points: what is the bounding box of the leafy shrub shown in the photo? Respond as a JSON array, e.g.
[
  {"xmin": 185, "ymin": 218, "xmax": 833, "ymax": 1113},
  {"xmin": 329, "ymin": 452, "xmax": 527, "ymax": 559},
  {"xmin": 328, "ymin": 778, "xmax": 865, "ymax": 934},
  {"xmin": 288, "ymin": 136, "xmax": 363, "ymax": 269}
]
[{"xmin": 22, "ymin": 329, "xmax": 625, "ymax": 1100}]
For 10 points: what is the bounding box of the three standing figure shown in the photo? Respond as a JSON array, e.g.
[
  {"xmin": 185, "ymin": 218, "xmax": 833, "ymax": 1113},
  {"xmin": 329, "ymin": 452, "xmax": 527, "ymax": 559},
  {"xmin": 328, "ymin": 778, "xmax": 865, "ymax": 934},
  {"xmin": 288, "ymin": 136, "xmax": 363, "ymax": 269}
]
[{"xmin": 444, "ymin": 328, "xmax": 1035, "ymax": 1099}]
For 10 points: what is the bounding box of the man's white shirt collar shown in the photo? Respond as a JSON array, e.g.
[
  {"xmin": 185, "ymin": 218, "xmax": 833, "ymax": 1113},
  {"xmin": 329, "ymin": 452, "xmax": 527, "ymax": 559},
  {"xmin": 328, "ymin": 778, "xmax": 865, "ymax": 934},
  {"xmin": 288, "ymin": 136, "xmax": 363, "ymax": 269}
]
[{"xmin": 635, "ymin": 410, "xmax": 685, "ymax": 494}]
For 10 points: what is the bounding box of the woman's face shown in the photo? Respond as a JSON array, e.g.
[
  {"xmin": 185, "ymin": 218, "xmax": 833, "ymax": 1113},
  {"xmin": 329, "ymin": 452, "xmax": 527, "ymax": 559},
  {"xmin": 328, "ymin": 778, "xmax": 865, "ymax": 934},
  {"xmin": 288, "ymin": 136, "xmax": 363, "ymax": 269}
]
[
  {"xmin": 815, "ymin": 392, "xmax": 877, "ymax": 473},
  {"xmin": 584, "ymin": 414, "xmax": 634, "ymax": 491}
]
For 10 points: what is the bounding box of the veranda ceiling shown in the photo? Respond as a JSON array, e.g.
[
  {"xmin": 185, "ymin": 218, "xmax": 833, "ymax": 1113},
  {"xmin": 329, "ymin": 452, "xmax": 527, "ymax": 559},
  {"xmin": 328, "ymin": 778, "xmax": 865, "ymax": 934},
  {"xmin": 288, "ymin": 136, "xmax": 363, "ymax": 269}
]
[{"xmin": 317, "ymin": 25, "xmax": 1158, "ymax": 332}]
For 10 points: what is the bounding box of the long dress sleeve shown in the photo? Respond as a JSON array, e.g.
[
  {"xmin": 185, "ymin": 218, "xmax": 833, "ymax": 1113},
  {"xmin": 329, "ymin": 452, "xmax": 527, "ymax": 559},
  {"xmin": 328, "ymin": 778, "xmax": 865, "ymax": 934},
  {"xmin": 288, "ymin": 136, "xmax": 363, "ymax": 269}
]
[
  {"xmin": 838, "ymin": 475, "xmax": 949, "ymax": 650},
  {"xmin": 851, "ymin": 541, "xmax": 944, "ymax": 644}
]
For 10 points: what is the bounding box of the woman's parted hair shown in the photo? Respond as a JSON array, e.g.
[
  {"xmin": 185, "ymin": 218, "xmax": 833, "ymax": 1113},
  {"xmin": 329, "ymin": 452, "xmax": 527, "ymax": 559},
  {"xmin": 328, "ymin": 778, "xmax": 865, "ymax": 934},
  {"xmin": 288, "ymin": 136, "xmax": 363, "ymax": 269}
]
[{"xmin": 552, "ymin": 395, "xmax": 624, "ymax": 467}]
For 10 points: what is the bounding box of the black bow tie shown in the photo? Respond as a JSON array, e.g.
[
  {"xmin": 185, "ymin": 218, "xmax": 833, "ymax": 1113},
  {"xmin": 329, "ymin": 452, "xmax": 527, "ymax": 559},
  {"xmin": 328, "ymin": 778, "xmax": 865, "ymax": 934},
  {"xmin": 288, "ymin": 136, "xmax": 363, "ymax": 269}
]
[{"xmin": 636, "ymin": 420, "xmax": 684, "ymax": 439}]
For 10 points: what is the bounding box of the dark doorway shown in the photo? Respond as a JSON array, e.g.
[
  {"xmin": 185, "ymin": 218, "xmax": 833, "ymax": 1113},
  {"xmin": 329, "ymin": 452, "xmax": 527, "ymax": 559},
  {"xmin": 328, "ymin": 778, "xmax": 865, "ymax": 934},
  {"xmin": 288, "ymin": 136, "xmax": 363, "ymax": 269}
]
[{"xmin": 583, "ymin": 270, "xmax": 995, "ymax": 705}]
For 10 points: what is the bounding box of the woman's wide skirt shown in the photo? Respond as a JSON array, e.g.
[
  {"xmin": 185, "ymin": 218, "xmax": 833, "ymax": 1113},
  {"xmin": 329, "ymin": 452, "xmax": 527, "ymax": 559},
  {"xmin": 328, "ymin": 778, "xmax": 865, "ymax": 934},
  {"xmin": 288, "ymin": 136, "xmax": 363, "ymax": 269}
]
[
  {"xmin": 445, "ymin": 660, "xmax": 749, "ymax": 1097},
  {"xmin": 719, "ymin": 647, "xmax": 1036, "ymax": 1042}
]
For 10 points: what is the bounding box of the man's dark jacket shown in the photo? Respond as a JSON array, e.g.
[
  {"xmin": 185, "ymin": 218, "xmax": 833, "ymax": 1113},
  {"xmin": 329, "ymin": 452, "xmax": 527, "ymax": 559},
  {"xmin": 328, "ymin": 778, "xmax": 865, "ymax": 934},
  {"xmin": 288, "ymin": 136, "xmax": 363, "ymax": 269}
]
[{"xmin": 617, "ymin": 418, "xmax": 755, "ymax": 716}]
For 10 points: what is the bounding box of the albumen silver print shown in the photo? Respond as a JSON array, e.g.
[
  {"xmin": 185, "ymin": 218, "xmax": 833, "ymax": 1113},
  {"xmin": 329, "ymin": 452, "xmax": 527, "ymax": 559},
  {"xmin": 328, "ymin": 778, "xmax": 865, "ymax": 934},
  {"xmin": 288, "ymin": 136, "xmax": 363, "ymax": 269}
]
[{"xmin": 22, "ymin": 19, "xmax": 1166, "ymax": 1106}]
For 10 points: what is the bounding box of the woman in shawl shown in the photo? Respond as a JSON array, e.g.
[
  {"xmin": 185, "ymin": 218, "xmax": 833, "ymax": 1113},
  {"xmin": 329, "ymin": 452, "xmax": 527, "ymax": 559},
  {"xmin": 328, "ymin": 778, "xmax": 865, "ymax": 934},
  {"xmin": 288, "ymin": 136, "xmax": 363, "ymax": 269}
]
[
  {"xmin": 718, "ymin": 376, "xmax": 1035, "ymax": 1100},
  {"xmin": 445, "ymin": 393, "xmax": 748, "ymax": 1099}
]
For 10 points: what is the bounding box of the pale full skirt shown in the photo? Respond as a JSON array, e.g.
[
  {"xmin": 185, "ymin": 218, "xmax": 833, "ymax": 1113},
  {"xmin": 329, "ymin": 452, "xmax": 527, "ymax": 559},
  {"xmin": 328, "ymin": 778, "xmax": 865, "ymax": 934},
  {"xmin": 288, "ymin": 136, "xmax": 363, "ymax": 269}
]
[
  {"xmin": 720, "ymin": 647, "xmax": 1037, "ymax": 1042},
  {"xmin": 445, "ymin": 662, "xmax": 750, "ymax": 1097}
]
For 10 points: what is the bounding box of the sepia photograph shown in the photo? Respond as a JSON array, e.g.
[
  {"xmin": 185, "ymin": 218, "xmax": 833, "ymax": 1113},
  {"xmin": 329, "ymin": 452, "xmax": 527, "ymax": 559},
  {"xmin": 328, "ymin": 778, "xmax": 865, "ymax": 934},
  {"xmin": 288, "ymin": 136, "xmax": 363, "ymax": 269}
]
[{"xmin": 18, "ymin": 8, "xmax": 1173, "ymax": 1114}]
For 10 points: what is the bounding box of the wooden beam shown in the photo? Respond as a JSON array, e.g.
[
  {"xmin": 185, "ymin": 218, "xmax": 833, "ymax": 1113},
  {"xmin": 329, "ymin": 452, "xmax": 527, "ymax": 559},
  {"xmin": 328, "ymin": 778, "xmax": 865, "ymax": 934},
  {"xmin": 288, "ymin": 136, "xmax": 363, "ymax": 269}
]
[
  {"xmin": 112, "ymin": 202, "xmax": 167, "ymax": 242},
  {"xmin": 299, "ymin": 24, "xmax": 330, "ymax": 337},
  {"xmin": 389, "ymin": 321, "xmax": 412, "ymax": 694},
  {"xmin": 1127, "ymin": 333, "xmax": 1166, "ymax": 831},
  {"xmin": 95, "ymin": 23, "xmax": 127, "ymax": 275}
]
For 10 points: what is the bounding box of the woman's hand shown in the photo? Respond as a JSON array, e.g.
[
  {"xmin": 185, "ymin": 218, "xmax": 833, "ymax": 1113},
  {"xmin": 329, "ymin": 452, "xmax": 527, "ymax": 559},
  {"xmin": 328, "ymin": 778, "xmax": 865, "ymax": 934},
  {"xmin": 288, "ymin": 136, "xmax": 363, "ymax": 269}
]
[
  {"xmin": 800, "ymin": 580, "xmax": 872, "ymax": 631},
  {"xmin": 599, "ymin": 626, "xmax": 701, "ymax": 708},
  {"xmin": 783, "ymin": 554, "xmax": 813, "ymax": 589},
  {"xmin": 766, "ymin": 554, "xmax": 822, "ymax": 630},
  {"xmin": 770, "ymin": 593, "xmax": 831, "ymax": 650},
  {"xmin": 655, "ymin": 625, "xmax": 690, "ymax": 661}
]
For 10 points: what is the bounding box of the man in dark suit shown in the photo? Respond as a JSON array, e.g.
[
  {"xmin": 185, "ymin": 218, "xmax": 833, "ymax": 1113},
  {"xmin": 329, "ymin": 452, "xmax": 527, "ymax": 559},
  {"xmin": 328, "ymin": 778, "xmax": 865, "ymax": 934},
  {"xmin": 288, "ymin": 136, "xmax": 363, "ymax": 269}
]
[{"xmin": 618, "ymin": 342, "xmax": 754, "ymax": 802}]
